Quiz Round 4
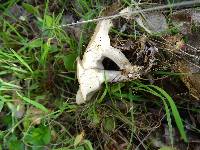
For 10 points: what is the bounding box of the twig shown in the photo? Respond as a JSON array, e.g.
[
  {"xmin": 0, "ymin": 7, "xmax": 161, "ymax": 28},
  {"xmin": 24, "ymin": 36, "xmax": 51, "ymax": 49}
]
[{"xmin": 60, "ymin": 0, "xmax": 200, "ymax": 27}]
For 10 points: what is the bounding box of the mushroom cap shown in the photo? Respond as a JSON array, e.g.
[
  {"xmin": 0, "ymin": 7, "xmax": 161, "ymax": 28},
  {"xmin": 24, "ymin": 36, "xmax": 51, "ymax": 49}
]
[{"xmin": 82, "ymin": 19, "xmax": 113, "ymax": 70}]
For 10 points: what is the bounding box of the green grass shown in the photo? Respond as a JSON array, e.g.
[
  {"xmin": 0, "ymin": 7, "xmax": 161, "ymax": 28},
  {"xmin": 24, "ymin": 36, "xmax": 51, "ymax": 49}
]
[
  {"xmin": 0, "ymin": 0, "xmax": 103, "ymax": 149},
  {"xmin": 0, "ymin": 0, "xmax": 199, "ymax": 150},
  {"xmin": 132, "ymin": 82, "xmax": 188, "ymax": 144}
]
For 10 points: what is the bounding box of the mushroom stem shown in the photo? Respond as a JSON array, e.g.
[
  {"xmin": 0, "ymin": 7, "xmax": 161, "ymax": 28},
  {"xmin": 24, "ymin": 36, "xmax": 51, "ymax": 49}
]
[
  {"xmin": 103, "ymin": 46, "xmax": 132, "ymax": 70},
  {"xmin": 101, "ymin": 70, "xmax": 129, "ymax": 82}
]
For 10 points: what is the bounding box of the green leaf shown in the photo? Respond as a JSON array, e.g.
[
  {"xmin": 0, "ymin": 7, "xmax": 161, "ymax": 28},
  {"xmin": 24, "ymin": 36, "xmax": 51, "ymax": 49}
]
[
  {"xmin": 24, "ymin": 126, "xmax": 51, "ymax": 146},
  {"xmin": 44, "ymin": 15, "xmax": 53, "ymax": 28},
  {"xmin": 63, "ymin": 52, "xmax": 77, "ymax": 71},
  {"xmin": 1, "ymin": 115, "xmax": 12, "ymax": 127},
  {"xmin": 8, "ymin": 135, "xmax": 24, "ymax": 150},
  {"xmin": 83, "ymin": 140, "xmax": 94, "ymax": 150},
  {"xmin": 104, "ymin": 117, "xmax": 115, "ymax": 132},
  {"xmin": 22, "ymin": 3, "xmax": 39, "ymax": 15},
  {"xmin": 16, "ymin": 92, "xmax": 48, "ymax": 113},
  {"xmin": 28, "ymin": 38, "xmax": 43, "ymax": 49}
]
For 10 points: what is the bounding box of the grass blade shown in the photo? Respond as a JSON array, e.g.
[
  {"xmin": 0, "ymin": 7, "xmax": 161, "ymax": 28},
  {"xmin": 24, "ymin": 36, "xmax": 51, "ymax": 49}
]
[
  {"xmin": 10, "ymin": 49, "xmax": 33, "ymax": 73},
  {"xmin": 0, "ymin": 79, "xmax": 22, "ymax": 89},
  {"xmin": 162, "ymin": 99, "xmax": 174, "ymax": 146},
  {"xmin": 16, "ymin": 92, "xmax": 48, "ymax": 113},
  {"xmin": 134, "ymin": 82, "xmax": 187, "ymax": 142},
  {"xmin": 148, "ymin": 85, "xmax": 188, "ymax": 142}
]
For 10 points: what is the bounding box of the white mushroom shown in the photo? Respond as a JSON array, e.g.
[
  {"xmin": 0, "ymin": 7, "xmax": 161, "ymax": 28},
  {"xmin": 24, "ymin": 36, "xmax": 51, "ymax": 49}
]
[
  {"xmin": 76, "ymin": 58, "xmax": 134, "ymax": 104},
  {"xmin": 81, "ymin": 20, "xmax": 135, "ymax": 70},
  {"xmin": 76, "ymin": 19, "xmax": 142, "ymax": 104}
]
